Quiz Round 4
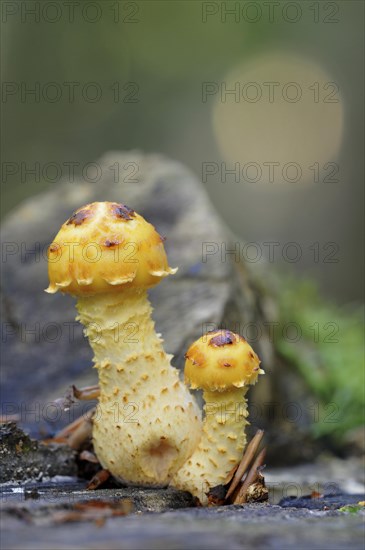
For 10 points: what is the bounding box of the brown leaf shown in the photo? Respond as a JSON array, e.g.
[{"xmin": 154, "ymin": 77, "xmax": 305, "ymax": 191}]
[
  {"xmin": 246, "ymin": 474, "xmax": 269, "ymax": 503},
  {"xmin": 50, "ymin": 499, "xmax": 133, "ymax": 524}
]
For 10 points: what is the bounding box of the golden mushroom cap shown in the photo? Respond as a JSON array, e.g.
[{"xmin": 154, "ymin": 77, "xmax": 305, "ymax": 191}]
[
  {"xmin": 184, "ymin": 330, "xmax": 263, "ymax": 391},
  {"xmin": 46, "ymin": 202, "xmax": 177, "ymax": 296}
]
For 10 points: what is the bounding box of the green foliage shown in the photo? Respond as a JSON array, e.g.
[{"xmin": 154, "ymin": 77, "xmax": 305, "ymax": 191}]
[
  {"xmin": 275, "ymin": 279, "xmax": 364, "ymax": 440},
  {"xmin": 338, "ymin": 504, "xmax": 365, "ymax": 514}
]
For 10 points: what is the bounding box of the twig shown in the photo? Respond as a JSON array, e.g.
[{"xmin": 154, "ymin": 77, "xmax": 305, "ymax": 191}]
[
  {"xmin": 79, "ymin": 450, "xmax": 100, "ymax": 464},
  {"xmin": 87, "ymin": 469, "xmax": 111, "ymax": 490},
  {"xmin": 233, "ymin": 447, "xmax": 266, "ymax": 505},
  {"xmin": 72, "ymin": 385, "xmax": 100, "ymax": 401},
  {"xmin": 67, "ymin": 411, "xmax": 94, "ymax": 450},
  {"xmin": 225, "ymin": 429, "xmax": 264, "ymax": 500},
  {"xmin": 55, "ymin": 408, "xmax": 95, "ymax": 439}
]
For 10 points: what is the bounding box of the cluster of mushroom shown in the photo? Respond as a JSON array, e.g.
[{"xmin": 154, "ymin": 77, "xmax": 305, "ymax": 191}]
[{"xmin": 46, "ymin": 202, "xmax": 263, "ymax": 504}]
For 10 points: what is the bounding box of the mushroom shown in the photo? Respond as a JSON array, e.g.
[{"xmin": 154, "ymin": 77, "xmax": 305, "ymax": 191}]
[
  {"xmin": 46, "ymin": 202, "xmax": 202, "ymax": 485},
  {"xmin": 171, "ymin": 329, "xmax": 263, "ymax": 504}
]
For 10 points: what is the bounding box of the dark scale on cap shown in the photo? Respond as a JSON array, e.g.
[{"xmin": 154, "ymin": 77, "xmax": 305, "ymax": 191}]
[
  {"xmin": 111, "ymin": 203, "xmax": 135, "ymax": 221},
  {"xmin": 49, "ymin": 243, "xmax": 60, "ymax": 253},
  {"xmin": 66, "ymin": 208, "xmax": 91, "ymax": 226},
  {"xmin": 209, "ymin": 330, "xmax": 235, "ymax": 347},
  {"xmin": 104, "ymin": 239, "xmax": 120, "ymax": 248}
]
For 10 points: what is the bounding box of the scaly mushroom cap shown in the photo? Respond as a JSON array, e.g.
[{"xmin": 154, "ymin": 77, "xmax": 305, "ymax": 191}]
[
  {"xmin": 185, "ymin": 330, "xmax": 263, "ymax": 391},
  {"xmin": 46, "ymin": 202, "xmax": 177, "ymax": 296}
]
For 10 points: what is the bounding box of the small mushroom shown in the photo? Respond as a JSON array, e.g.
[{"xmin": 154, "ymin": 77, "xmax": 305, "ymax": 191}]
[
  {"xmin": 171, "ymin": 329, "xmax": 263, "ymax": 504},
  {"xmin": 46, "ymin": 202, "xmax": 202, "ymax": 485}
]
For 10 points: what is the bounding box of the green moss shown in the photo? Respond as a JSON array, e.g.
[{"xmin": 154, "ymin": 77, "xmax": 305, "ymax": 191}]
[
  {"xmin": 275, "ymin": 278, "xmax": 364, "ymax": 440},
  {"xmin": 338, "ymin": 504, "xmax": 365, "ymax": 514}
]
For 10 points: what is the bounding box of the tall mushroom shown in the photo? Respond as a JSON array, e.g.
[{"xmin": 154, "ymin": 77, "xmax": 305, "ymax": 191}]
[
  {"xmin": 171, "ymin": 330, "xmax": 263, "ymax": 504},
  {"xmin": 46, "ymin": 202, "xmax": 202, "ymax": 485}
]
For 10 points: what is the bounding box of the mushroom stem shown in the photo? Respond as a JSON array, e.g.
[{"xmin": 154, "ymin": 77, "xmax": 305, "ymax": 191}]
[
  {"xmin": 76, "ymin": 289, "xmax": 202, "ymax": 486},
  {"xmin": 76, "ymin": 289, "xmax": 163, "ymax": 366},
  {"xmin": 172, "ymin": 387, "xmax": 249, "ymax": 503},
  {"xmin": 170, "ymin": 329, "xmax": 263, "ymax": 505},
  {"xmin": 46, "ymin": 201, "xmax": 203, "ymax": 487}
]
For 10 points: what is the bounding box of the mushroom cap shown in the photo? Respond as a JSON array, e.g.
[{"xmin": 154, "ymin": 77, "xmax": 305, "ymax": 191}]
[
  {"xmin": 46, "ymin": 202, "xmax": 177, "ymax": 296},
  {"xmin": 184, "ymin": 330, "xmax": 263, "ymax": 391}
]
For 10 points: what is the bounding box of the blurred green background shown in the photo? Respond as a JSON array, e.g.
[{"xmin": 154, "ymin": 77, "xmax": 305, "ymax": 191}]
[{"xmin": 1, "ymin": 0, "xmax": 364, "ymax": 304}]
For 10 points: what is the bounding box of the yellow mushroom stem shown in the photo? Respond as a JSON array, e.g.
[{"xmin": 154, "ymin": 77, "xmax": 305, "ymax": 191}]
[
  {"xmin": 172, "ymin": 387, "xmax": 249, "ymax": 503},
  {"xmin": 76, "ymin": 288, "xmax": 202, "ymax": 486},
  {"xmin": 46, "ymin": 202, "xmax": 203, "ymax": 486},
  {"xmin": 170, "ymin": 329, "xmax": 263, "ymax": 505}
]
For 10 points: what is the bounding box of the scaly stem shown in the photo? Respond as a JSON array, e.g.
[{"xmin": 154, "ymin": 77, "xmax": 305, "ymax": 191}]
[
  {"xmin": 76, "ymin": 289, "xmax": 201, "ymax": 486},
  {"xmin": 171, "ymin": 387, "xmax": 249, "ymax": 504}
]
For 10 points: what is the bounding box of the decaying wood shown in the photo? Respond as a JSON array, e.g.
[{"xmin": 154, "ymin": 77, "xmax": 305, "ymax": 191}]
[
  {"xmin": 0, "ymin": 422, "xmax": 77, "ymax": 483},
  {"xmin": 245, "ymin": 473, "xmax": 269, "ymax": 503}
]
